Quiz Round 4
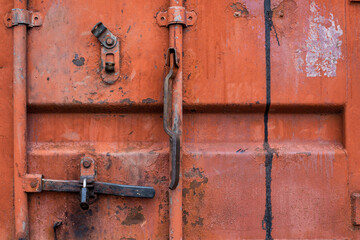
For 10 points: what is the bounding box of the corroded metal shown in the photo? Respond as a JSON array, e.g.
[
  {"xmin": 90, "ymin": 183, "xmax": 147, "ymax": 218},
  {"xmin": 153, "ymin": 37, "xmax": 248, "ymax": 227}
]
[
  {"xmin": 156, "ymin": 7, "xmax": 197, "ymax": 27},
  {"xmin": 1, "ymin": 0, "xmax": 360, "ymax": 239},
  {"xmin": 23, "ymin": 158, "xmax": 155, "ymax": 210},
  {"xmin": 4, "ymin": 8, "xmax": 42, "ymax": 28},
  {"xmin": 91, "ymin": 22, "xmax": 120, "ymax": 84}
]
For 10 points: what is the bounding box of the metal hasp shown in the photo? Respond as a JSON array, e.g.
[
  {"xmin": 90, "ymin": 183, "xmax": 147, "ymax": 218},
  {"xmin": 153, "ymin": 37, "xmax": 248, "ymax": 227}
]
[
  {"xmin": 4, "ymin": 8, "xmax": 42, "ymax": 28},
  {"xmin": 23, "ymin": 157, "xmax": 155, "ymax": 210},
  {"xmin": 91, "ymin": 22, "xmax": 120, "ymax": 84},
  {"xmin": 157, "ymin": 5, "xmax": 197, "ymax": 191}
]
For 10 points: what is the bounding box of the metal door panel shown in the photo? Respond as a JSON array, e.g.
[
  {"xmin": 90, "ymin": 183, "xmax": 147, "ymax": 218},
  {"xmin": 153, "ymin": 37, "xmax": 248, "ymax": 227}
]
[
  {"xmin": 27, "ymin": 0, "xmax": 167, "ymax": 107},
  {"xmin": 28, "ymin": 113, "xmax": 169, "ymax": 239},
  {"xmin": 181, "ymin": 113, "xmax": 347, "ymax": 239},
  {"xmin": 183, "ymin": 0, "xmax": 346, "ymax": 106},
  {"xmin": 0, "ymin": 0, "xmax": 15, "ymax": 237},
  {"xmin": 2, "ymin": 0, "xmax": 360, "ymax": 239}
]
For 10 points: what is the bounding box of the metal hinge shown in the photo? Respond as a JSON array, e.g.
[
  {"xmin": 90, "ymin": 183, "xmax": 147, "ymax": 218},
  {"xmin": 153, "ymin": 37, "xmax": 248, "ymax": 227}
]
[
  {"xmin": 156, "ymin": 6, "xmax": 197, "ymax": 27},
  {"xmin": 4, "ymin": 8, "xmax": 42, "ymax": 28}
]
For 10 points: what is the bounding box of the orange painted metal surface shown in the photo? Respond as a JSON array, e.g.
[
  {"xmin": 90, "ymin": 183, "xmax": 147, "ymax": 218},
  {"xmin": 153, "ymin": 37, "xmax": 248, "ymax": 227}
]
[{"xmin": 1, "ymin": 0, "xmax": 360, "ymax": 239}]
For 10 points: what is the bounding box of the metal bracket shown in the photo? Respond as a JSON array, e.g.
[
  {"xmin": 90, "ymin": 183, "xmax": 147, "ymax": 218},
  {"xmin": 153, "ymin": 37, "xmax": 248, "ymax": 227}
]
[
  {"xmin": 156, "ymin": 7, "xmax": 197, "ymax": 27},
  {"xmin": 4, "ymin": 8, "xmax": 42, "ymax": 28},
  {"xmin": 91, "ymin": 22, "xmax": 120, "ymax": 85},
  {"xmin": 23, "ymin": 157, "xmax": 155, "ymax": 210}
]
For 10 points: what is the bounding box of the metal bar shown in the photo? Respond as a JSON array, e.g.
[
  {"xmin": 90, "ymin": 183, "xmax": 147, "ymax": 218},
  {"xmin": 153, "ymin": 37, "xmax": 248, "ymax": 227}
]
[
  {"xmin": 13, "ymin": 0, "xmax": 28, "ymax": 238},
  {"xmin": 94, "ymin": 182, "xmax": 155, "ymax": 198},
  {"xmin": 41, "ymin": 179, "xmax": 155, "ymax": 198},
  {"xmin": 163, "ymin": 48, "xmax": 180, "ymax": 190},
  {"xmin": 42, "ymin": 179, "xmax": 80, "ymax": 193},
  {"xmin": 168, "ymin": 0, "xmax": 183, "ymax": 239}
]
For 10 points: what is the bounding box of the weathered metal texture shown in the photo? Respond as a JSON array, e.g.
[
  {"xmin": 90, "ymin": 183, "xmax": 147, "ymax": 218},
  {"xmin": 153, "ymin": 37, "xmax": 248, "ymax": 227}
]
[
  {"xmin": 156, "ymin": 7, "xmax": 197, "ymax": 27},
  {"xmin": 1, "ymin": 0, "xmax": 360, "ymax": 239},
  {"xmin": 27, "ymin": 0, "xmax": 168, "ymax": 109},
  {"xmin": 0, "ymin": 0, "xmax": 15, "ymax": 238},
  {"xmin": 13, "ymin": 0, "xmax": 29, "ymax": 238},
  {"xmin": 347, "ymin": 1, "xmax": 360, "ymax": 239},
  {"xmin": 91, "ymin": 22, "xmax": 120, "ymax": 84},
  {"xmin": 27, "ymin": 114, "xmax": 169, "ymax": 239},
  {"xmin": 181, "ymin": 0, "xmax": 349, "ymax": 239},
  {"xmin": 166, "ymin": 0, "xmax": 184, "ymax": 238},
  {"xmin": 4, "ymin": 8, "xmax": 42, "ymax": 28}
]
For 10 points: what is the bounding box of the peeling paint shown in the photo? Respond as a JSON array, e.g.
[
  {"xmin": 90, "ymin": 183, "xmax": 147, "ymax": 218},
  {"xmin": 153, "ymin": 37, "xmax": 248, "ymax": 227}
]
[{"xmin": 297, "ymin": 1, "xmax": 343, "ymax": 77}]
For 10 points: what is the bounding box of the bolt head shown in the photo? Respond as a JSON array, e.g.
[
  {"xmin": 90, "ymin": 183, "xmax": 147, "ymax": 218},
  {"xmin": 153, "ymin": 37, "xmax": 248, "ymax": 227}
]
[
  {"xmin": 83, "ymin": 160, "xmax": 91, "ymax": 168},
  {"xmin": 30, "ymin": 181, "xmax": 37, "ymax": 188},
  {"xmin": 106, "ymin": 37, "xmax": 115, "ymax": 46},
  {"xmin": 279, "ymin": 10, "xmax": 284, "ymax": 17},
  {"xmin": 234, "ymin": 12, "xmax": 241, "ymax": 18}
]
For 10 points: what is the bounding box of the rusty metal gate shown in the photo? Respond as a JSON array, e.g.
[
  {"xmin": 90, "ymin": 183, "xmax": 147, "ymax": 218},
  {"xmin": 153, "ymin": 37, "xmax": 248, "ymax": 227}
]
[{"xmin": 1, "ymin": 0, "xmax": 360, "ymax": 239}]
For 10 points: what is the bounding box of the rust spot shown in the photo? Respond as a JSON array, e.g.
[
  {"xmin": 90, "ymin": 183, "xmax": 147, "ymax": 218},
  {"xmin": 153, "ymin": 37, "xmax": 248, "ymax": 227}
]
[
  {"xmin": 230, "ymin": 2, "xmax": 249, "ymax": 18},
  {"xmin": 182, "ymin": 188, "xmax": 190, "ymax": 197},
  {"xmin": 68, "ymin": 208, "xmax": 95, "ymax": 239},
  {"xmin": 184, "ymin": 167, "xmax": 206, "ymax": 179},
  {"xmin": 183, "ymin": 210, "xmax": 189, "ymax": 225},
  {"xmin": 72, "ymin": 99, "xmax": 82, "ymax": 104},
  {"xmin": 72, "ymin": 53, "xmax": 85, "ymax": 67},
  {"xmin": 184, "ymin": 167, "xmax": 208, "ymax": 198},
  {"xmin": 120, "ymin": 98, "xmax": 135, "ymax": 105},
  {"xmin": 271, "ymin": 0, "xmax": 298, "ymax": 36},
  {"xmin": 191, "ymin": 217, "xmax": 204, "ymax": 227},
  {"xmin": 121, "ymin": 206, "xmax": 145, "ymax": 226},
  {"xmin": 105, "ymin": 158, "xmax": 112, "ymax": 170},
  {"xmin": 142, "ymin": 98, "xmax": 157, "ymax": 104},
  {"xmin": 190, "ymin": 179, "xmax": 208, "ymax": 189}
]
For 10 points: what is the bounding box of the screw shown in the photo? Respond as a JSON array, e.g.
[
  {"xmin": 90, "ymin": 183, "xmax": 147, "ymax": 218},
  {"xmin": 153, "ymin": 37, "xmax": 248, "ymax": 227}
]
[
  {"xmin": 30, "ymin": 181, "xmax": 37, "ymax": 188},
  {"xmin": 279, "ymin": 10, "xmax": 284, "ymax": 17},
  {"xmin": 234, "ymin": 12, "xmax": 241, "ymax": 18},
  {"xmin": 106, "ymin": 38, "xmax": 115, "ymax": 46},
  {"xmin": 83, "ymin": 160, "xmax": 91, "ymax": 168}
]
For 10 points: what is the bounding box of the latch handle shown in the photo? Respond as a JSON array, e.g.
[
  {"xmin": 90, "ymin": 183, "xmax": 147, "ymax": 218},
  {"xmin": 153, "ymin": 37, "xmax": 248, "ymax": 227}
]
[{"xmin": 163, "ymin": 48, "xmax": 180, "ymax": 190}]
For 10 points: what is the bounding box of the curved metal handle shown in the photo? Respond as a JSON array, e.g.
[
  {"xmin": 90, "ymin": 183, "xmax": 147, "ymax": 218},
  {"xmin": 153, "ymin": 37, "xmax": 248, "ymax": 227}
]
[{"xmin": 163, "ymin": 48, "xmax": 180, "ymax": 190}]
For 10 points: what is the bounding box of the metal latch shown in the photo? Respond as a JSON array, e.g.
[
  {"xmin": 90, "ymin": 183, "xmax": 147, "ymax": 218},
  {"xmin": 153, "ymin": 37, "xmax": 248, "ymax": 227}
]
[
  {"xmin": 91, "ymin": 22, "xmax": 120, "ymax": 84},
  {"xmin": 157, "ymin": 6, "xmax": 196, "ymax": 190},
  {"xmin": 4, "ymin": 8, "xmax": 42, "ymax": 28},
  {"xmin": 23, "ymin": 157, "xmax": 155, "ymax": 210}
]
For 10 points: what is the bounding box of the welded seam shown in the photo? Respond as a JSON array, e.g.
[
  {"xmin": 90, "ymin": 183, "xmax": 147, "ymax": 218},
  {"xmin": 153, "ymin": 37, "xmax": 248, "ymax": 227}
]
[{"xmin": 262, "ymin": 0, "xmax": 275, "ymax": 239}]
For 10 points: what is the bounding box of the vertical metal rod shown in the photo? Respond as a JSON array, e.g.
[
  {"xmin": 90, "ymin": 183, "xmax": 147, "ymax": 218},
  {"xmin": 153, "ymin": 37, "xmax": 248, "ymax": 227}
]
[
  {"xmin": 13, "ymin": 0, "xmax": 29, "ymax": 239},
  {"xmin": 169, "ymin": 0, "xmax": 183, "ymax": 239}
]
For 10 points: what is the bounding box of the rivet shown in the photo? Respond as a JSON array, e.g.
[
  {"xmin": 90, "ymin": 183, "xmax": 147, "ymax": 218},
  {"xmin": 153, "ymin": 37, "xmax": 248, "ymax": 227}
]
[
  {"xmin": 83, "ymin": 160, "xmax": 91, "ymax": 168},
  {"xmin": 106, "ymin": 37, "xmax": 115, "ymax": 46},
  {"xmin": 30, "ymin": 181, "xmax": 37, "ymax": 188},
  {"xmin": 234, "ymin": 12, "xmax": 241, "ymax": 18},
  {"xmin": 279, "ymin": 10, "xmax": 284, "ymax": 17}
]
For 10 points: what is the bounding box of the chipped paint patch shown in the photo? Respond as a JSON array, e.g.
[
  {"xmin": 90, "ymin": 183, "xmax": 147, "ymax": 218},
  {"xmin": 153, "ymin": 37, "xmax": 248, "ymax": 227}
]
[{"xmin": 296, "ymin": 1, "xmax": 343, "ymax": 77}]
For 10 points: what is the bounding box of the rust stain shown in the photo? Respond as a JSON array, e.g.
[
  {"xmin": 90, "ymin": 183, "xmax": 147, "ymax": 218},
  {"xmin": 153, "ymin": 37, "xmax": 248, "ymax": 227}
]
[
  {"xmin": 72, "ymin": 53, "xmax": 85, "ymax": 67},
  {"xmin": 121, "ymin": 206, "xmax": 146, "ymax": 226}
]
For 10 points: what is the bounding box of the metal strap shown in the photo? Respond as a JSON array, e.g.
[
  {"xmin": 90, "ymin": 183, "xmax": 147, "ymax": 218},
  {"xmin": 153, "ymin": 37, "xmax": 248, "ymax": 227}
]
[{"xmin": 4, "ymin": 8, "xmax": 42, "ymax": 28}]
